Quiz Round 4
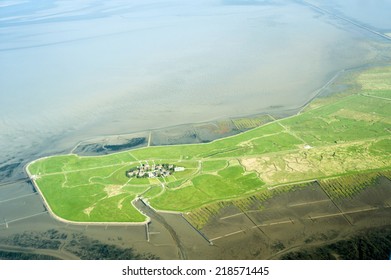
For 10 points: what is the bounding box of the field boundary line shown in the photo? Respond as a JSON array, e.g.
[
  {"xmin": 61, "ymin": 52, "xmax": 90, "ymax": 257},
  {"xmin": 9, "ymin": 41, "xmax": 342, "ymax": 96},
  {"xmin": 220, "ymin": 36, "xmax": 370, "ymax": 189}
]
[{"xmin": 360, "ymin": 93, "xmax": 391, "ymax": 102}]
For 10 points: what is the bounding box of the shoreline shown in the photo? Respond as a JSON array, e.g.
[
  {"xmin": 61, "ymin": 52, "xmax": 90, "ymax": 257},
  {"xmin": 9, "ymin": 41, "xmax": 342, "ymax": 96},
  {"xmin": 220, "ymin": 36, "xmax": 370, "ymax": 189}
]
[
  {"xmin": 23, "ymin": 64, "xmax": 390, "ymax": 226},
  {"xmin": 66, "ymin": 66, "xmax": 357, "ymax": 158}
]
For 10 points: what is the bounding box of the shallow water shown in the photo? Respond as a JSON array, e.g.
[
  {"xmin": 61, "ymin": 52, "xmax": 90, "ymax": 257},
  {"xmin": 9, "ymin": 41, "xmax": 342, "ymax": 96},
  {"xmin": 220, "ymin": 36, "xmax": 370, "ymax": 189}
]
[
  {"xmin": 0, "ymin": 0, "xmax": 390, "ymax": 259},
  {"xmin": 309, "ymin": 0, "xmax": 391, "ymax": 32}
]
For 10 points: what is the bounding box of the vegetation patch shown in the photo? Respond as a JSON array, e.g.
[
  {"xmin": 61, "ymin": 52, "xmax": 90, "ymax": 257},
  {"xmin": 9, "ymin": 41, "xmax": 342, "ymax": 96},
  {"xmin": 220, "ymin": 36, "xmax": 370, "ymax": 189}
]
[
  {"xmin": 202, "ymin": 160, "xmax": 228, "ymax": 173},
  {"xmin": 319, "ymin": 173, "xmax": 379, "ymax": 200},
  {"xmin": 232, "ymin": 115, "xmax": 273, "ymax": 130}
]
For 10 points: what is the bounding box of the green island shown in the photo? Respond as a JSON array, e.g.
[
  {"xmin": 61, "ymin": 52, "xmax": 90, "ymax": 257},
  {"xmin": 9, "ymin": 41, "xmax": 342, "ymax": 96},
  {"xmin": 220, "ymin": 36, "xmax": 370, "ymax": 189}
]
[{"xmin": 26, "ymin": 67, "xmax": 391, "ymax": 224}]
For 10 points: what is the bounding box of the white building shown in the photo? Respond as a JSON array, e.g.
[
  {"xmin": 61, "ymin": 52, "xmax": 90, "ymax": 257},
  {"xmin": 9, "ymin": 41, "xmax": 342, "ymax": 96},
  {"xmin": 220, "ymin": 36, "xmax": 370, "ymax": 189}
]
[{"xmin": 174, "ymin": 167, "xmax": 185, "ymax": 172}]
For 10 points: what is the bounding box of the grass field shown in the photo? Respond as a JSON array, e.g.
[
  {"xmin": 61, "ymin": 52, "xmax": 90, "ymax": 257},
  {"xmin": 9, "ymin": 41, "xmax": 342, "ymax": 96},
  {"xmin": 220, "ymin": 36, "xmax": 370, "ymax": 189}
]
[{"xmin": 27, "ymin": 67, "xmax": 391, "ymax": 223}]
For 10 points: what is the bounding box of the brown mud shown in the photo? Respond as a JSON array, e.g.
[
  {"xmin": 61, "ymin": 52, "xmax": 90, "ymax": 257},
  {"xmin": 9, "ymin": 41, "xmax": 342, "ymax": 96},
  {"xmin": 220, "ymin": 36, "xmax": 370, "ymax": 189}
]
[{"xmin": 195, "ymin": 177, "xmax": 391, "ymax": 259}]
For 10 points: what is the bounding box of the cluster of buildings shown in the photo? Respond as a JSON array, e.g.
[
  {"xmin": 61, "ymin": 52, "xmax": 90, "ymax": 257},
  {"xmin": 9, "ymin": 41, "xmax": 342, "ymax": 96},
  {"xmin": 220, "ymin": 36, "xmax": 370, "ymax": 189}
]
[{"xmin": 126, "ymin": 163, "xmax": 184, "ymax": 178}]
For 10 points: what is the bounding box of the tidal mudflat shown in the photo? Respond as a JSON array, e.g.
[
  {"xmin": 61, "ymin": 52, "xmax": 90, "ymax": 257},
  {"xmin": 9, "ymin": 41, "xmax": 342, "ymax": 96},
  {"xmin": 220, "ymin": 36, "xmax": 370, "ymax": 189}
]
[{"xmin": 1, "ymin": 0, "xmax": 391, "ymax": 259}]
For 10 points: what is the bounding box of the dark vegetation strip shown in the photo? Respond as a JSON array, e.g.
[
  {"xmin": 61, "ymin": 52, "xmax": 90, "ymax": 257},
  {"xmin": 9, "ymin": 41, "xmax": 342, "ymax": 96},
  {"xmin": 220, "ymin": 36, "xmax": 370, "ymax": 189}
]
[
  {"xmin": 180, "ymin": 213, "xmax": 213, "ymax": 245},
  {"xmin": 317, "ymin": 181, "xmax": 353, "ymax": 226}
]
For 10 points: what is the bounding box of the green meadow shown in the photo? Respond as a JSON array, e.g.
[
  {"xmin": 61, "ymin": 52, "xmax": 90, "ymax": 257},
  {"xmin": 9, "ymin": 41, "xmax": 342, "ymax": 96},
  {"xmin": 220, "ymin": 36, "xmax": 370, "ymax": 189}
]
[{"xmin": 27, "ymin": 67, "xmax": 391, "ymax": 223}]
